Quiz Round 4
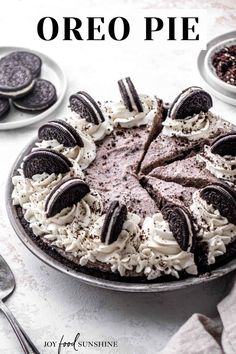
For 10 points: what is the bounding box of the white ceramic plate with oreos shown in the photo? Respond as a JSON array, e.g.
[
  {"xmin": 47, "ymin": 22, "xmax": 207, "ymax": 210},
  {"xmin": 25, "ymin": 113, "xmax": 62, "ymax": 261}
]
[
  {"xmin": 198, "ymin": 31, "xmax": 236, "ymax": 106},
  {"xmin": 6, "ymin": 138, "xmax": 236, "ymax": 292},
  {"xmin": 0, "ymin": 46, "xmax": 67, "ymax": 130}
]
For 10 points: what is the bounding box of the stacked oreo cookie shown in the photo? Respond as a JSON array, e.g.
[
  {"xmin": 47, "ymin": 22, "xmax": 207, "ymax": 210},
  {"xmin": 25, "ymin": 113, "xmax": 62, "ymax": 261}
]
[{"xmin": 0, "ymin": 50, "xmax": 57, "ymax": 120}]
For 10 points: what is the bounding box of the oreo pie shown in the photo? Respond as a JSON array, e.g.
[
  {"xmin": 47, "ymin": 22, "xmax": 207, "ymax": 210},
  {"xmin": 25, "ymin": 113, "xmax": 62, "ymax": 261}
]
[{"xmin": 11, "ymin": 82, "xmax": 236, "ymax": 282}]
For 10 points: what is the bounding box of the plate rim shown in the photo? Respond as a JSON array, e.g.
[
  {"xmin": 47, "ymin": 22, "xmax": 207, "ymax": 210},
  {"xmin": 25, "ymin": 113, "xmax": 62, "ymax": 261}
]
[
  {"xmin": 0, "ymin": 45, "xmax": 67, "ymax": 130},
  {"xmin": 197, "ymin": 31, "xmax": 236, "ymax": 106},
  {"xmin": 204, "ymin": 38, "xmax": 236, "ymax": 94},
  {"xmin": 5, "ymin": 137, "xmax": 236, "ymax": 292}
]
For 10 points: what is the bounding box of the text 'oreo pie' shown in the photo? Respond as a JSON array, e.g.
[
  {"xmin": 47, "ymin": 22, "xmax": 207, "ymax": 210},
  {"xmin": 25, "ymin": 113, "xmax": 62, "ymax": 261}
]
[
  {"xmin": 69, "ymin": 91, "xmax": 105, "ymax": 125},
  {"xmin": 38, "ymin": 119, "xmax": 84, "ymax": 148},
  {"xmin": 0, "ymin": 51, "xmax": 42, "ymax": 78},
  {"xmin": 101, "ymin": 201, "xmax": 128, "ymax": 245},
  {"xmin": 13, "ymin": 79, "xmax": 57, "ymax": 112},
  {"xmin": 168, "ymin": 86, "xmax": 213, "ymax": 120},
  {"xmin": 118, "ymin": 77, "xmax": 143, "ymax": 113},
  {"xmin": 200, "ymin": 184, "xmax": 236, "ymax": 225},
  {"xmin": 210, "ymin": 133, "xmax": 236, "ymax": 156},
  {"xmin": 23, "ymin": 149, "xmax": 72, "ymax": 179},
  {"xmin": 45, "ymin": 178, "xmax": 90, "ymax": 218},
  {"xmin": 0, "ymin": 64, "xmax": 34, "ymax": 99},
  {"xmin": 162, "ymin": 203, "xmax": 195, "ymax": 252}
]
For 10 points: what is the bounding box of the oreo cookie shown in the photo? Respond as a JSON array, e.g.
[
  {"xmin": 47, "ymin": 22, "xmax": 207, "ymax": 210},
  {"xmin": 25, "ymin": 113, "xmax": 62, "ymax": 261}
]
[
  {"xmin": 210, "ymin": 133, "xmax": 236, "ymax": 156},
  {"xmin": 0, "ymin": 98, "xmax": 10, "ymax": 119},
  {"xmin": 0, "ymin": 51, "xmax": 42, "ymax": 78},
  {"xmin": 0, "ymin": 64, "xmax": 34, "ymax": 98},
  {"xmin": 162, "ymin": 204, "xmax": 195, "ymax": 252},
  {"xmin": 38, "ymin": 120, "xmax": 84, "ymax": 148},
  {"xmin": 69, "ymin": 91, "xmax": 105, "ymax": 125},
  {"xmin": 118, "ymin": 77, "xmax": 143, "ymax": 113},
  {"xmin": 23, "ymin": 149, "xmax": 72, "ymax": 179},
  {"xmin": 13, "ymin": 79, "xmax": 57, "ymax": 112},
  {"xmin": 45, "ymin": 178, "xmax": 90, "ymax": 218},
  {"xmin": 168, "ymin": 86, "xmax": 213, "ymax": 120},
  {"xmin": 200, "ymin": 184, "xmax": 236, "ymax": 225},
  {"xmin": 101, "ymin": 201, "xmax": 127, "ymax": 245}
]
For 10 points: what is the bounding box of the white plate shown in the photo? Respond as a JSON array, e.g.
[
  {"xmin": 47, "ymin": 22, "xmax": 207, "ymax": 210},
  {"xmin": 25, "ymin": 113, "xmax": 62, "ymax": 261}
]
[
  {"xmin": 198, "ymin": 31, "xmax": 236, "ymax": 106},
  {"xmin": 0, "ymin": 46, "xmax": 67, "ymax": 130},
  {"xmin": 204, "ymin": 38, "xmax": 236, "ymax": 94}
]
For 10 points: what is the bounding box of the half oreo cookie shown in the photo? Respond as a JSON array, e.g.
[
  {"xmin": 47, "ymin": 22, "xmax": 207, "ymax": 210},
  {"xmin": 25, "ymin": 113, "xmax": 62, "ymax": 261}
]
[
  {"xmin": 45, "ymin": 178, "xmax": 90, "ymax": 218},
  {"xmin": 13, "ymin": 79, "xmax": 57, "ymax": 112},
  {"xmin": 118, "ymin": 77, "xmax": 143, "ymax": 113},
  {"xmin": 0, "ymin": 64, "xmax": 34, "ymax": 98},
  {"xmin": 210, "ymin": 132, "xmax": 236, "ymax": 156},
  {"xmin": 0, "ymin": 51, "xmax": 42, "ymax": 78},
  {"xmin": 101, "ymin": 200, "xmax": 128, "ymax": 245},
  {"xmin": 69, "ymin": 91, "xmax": 105, "ymax": 125},
  {"xmin": 200, "ymin": 184, "xmax": 236, "ymax": 225},
  {"xmin": 0, "ymin": 98, "xmax": 10, "ymax": 119},
  {"xmin": 168, "ymin": 86, "xmax": 213, "ymax": 120},
  {"xmin": 38, "ymin": 120, "xmax": 84, "ymax": 148},
  {"xmin": 162, "ymin": 204, "xmax": 195, "ymax": 252},
  {"xmin": 23, "ymin": 149, "xmax": 72, "ymax": 179}
]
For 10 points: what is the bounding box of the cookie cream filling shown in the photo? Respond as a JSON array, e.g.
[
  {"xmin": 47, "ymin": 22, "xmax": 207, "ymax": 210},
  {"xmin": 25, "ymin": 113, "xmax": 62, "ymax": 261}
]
[
  {"xmin": 66, "ymin": 114, "xmax": 113, "ymax": 142},
  {"xmin": 104, "ymin": 95, "xmax": 158, "ymax": 128},
  {"xmin": 35, "ymin": 131, "xmax": 96, "ymax": 170},
  {"xmin": 198, "ymin": 145, "xmax": 236, "ymax": 183},
  {"xmin": 139, "ymin": 213, "xmax": 197, "ymax": 280},
  {"xmin": 190, "ymin": 190, "xmax": 236, "ymax": 264},
  {"xmin": 79, "ymin": 213, "xmax": 142, "ymax": 276},
  {"xmin": 162, "ymin": 111, "xmax": 231, "ymax": 141}
]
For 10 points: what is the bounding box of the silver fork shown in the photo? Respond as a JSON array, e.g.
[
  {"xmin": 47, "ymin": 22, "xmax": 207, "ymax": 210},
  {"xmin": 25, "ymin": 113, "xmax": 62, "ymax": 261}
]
[{"xmin": 0, "ymin": 254, "xmax": 40, "ymax": 353}]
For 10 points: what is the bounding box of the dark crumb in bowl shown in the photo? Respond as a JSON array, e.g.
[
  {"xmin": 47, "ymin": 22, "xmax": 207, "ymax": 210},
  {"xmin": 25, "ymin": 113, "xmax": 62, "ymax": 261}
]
[{"xmin": 212, "ymin": 45, "xmax": 236, "ymax": 86}]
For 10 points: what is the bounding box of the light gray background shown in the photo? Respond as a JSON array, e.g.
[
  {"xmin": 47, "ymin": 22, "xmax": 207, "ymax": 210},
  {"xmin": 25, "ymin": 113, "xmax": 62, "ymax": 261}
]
[{"xmin": 0, "ymin": 0, "xmax": 236, "ymax": 353}]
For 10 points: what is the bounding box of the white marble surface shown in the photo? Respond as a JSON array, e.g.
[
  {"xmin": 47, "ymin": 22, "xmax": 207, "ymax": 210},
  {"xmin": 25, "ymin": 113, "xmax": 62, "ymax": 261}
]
[{"xmin": 0, "ymin": 0, "xmax": 236, "ymax": 353}]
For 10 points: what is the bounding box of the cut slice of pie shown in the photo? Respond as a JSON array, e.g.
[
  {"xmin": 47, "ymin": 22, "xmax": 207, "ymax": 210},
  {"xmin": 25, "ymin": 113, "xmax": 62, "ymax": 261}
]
[
  {"xmin": 140, "ymin": 87, "xmax": 232, "ymax": 175},
  {"xmin": 149, "ymin": 155, "xmax": 219, "ymax": 189},
  {"xmin": 140, "ymin": 175, "xmax": 197, "ymax": 209}
]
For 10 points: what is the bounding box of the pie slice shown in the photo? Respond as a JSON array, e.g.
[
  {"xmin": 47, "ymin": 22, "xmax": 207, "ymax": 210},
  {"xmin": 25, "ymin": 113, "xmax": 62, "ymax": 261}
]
[
  {"xmin": 140, "ymin": 175, "xmax": 197, "ymax": 209},
  {"xmin": 149, "ymin": 155, "xmax": 219, "ymax": 188},
  {"xmin": 140, "ymin": 87, "xmax": 232, "ymax": 175}
]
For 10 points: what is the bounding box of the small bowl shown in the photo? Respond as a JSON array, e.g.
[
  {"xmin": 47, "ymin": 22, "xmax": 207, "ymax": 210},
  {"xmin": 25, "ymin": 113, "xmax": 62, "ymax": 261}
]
[{"xmin": 204, "ymin": 38, "xmax": 236, "ymax": 94}]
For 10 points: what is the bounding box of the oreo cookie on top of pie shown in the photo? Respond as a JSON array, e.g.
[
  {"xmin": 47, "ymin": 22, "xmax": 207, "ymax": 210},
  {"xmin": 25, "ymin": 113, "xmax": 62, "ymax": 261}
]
[{"xmin": 11, "ymin": 81, "xmax": 236, "ymax": 283}]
